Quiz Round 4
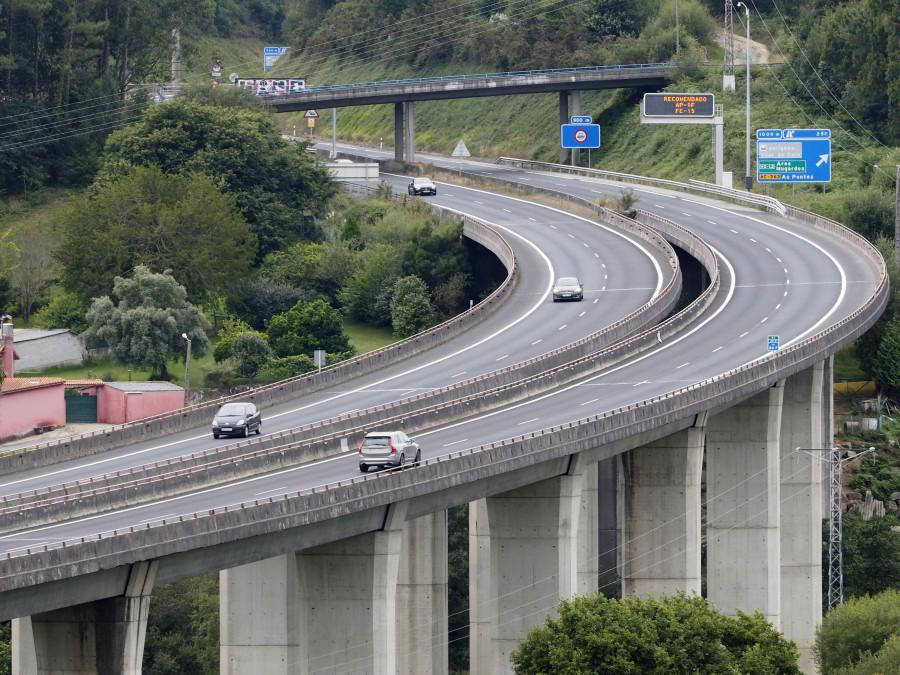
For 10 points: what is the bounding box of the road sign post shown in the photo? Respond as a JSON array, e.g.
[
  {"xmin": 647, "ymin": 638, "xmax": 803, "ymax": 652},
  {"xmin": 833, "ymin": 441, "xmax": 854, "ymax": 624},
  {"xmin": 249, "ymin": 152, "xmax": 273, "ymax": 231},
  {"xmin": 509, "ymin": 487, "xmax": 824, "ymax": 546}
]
[{"xmin": 756, "ymin": 129, "xmax": 831, "ymax": 183}]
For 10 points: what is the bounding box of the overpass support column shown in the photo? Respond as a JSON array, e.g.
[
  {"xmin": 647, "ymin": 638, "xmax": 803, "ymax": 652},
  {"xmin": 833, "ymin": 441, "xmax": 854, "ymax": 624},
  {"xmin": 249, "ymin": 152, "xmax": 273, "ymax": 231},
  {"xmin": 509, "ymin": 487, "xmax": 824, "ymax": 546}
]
[
  {"xmin": 394, "ymin": 102, "xmax": 404, "ymax": 162},
  {"xmin": 396, "ymin": 510, "xmax": 448, "ymax": 674},
  {"xmin": 469, "ymin": 456, "xmax": 594, "ymax": 674},
  {"xmin": 222, "ymin": 501, "xmax": 442, "ymax": 675},
  {"xmin": 405, "ymin": 101, "xmax": 416, "ymax": 163},
  {"xmin": 571, "ymin": 90, "xmax": 581, "ymax": 166},
  {"xmin": 13, "ymin": 561, "xmax": 157, "ymax": 675},
  {"xmin": 707, "ymin": 383, "xmax": 784, "ymax": 629},
  {"xmin": 622, "ymin": 415, "xmax": 706, "ymax": 598},
  {"xmin": 559, "ymin": 91, "xmax": 568, "ymax": 164},
  {"xmin": 780, "ymin": 361, "xmax": 826, "ymax": 673}
]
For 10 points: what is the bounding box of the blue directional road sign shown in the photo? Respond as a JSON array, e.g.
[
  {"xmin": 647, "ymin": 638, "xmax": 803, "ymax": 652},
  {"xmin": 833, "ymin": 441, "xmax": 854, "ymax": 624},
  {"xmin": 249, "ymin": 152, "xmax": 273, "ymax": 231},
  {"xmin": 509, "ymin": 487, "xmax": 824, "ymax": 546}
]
[
  {"xmin": 570, "ymin": 116, "xmax": 592, "ymax": 124},
  {"xmin": 561, "ymin": 123, "xmax": 600, "ymax": 149},
  {"xmin": 756, "ymin": 129, "xmax": 831, "ymax": 183},
  {"xmin": 767, "ymin": 335, "xmax": 780, "ymax": 351}
]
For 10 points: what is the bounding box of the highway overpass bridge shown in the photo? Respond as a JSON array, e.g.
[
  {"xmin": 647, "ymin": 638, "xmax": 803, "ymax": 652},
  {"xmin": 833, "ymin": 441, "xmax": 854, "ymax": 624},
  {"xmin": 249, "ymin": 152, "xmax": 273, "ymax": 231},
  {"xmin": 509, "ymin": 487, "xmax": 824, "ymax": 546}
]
[
  {"xmin": 262, "ymin": 64, "xmax": 676, "ymax": 164},
  {"xmin": 0, "ymin": 158, "xmax": 887, "ymax": 674}
]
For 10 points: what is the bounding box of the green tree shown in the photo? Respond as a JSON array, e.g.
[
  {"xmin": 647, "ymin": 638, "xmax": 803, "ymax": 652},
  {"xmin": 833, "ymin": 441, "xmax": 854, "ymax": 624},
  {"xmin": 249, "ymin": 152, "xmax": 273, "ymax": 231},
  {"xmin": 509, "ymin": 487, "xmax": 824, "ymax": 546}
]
[
  {"xmin": 100, "ymin": 98, "xmax": 337, "ymax": 257},
  {"xmin": 833, "ymin": 514, "xmax": 900, "ymax": 599},
  {"xmin": 511, "ymin": 592, "xmax": 800, "ymax": 674},
  {"xmin": 340, "ymin": 243, "xmax": 399, "ymax": 325},
  {"xmin": 231, "ymin": 331, "xmax": 272, "ymax": 382},
  {"xmin": 390, "ymin": 275, "xmax": 433, "ymax": 337},
  {"xmin": 815, "ymin": 589, "xmax": 900, "ymax": 675},
  {"xmin": 871, "ymin": 317, "xmax": 900, "ymax": 395},
  {"xmin": 81, "ymin": 266, "xmax": 210, "ymax": 380},
  {"xmin": 266, "ymin": 298, "xmax": 353, "ymax": 358},
  {"xmin": 57, "ymin": 165, "xmax": 255, "ymax": 305},
  {"xmin": 32, "ymin": 292, "xmax": 89, "ymax": 333},
  {"xmin": 837, "ymin": 633, "xmax": 900, "ymax": 675}
]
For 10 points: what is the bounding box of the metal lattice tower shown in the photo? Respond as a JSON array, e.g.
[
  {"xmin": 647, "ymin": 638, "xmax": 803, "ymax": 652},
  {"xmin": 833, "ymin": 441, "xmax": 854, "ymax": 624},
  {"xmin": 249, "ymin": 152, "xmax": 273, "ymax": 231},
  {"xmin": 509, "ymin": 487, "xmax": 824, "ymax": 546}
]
[
  {"xmin": 826, "ymin": 446, "xmax": 844, "ymax": 610},
  {"xmin": 724, "ymin": 0, "xmax": 736, "ymax": 90}
]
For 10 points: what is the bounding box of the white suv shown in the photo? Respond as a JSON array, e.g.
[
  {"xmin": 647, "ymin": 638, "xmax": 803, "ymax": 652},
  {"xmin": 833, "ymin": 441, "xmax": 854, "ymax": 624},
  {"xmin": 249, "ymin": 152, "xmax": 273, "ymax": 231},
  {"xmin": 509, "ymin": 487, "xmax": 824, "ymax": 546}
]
[{"xmin": 358, "ymin": 431, "xmax": 421, "ymax": 472}]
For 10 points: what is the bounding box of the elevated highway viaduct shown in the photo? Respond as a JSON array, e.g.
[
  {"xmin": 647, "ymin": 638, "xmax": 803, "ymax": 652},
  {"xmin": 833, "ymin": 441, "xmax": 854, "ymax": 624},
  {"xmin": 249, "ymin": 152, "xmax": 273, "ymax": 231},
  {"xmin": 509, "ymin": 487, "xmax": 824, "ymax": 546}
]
[{"xmin": 0, "ymin": 160, "xmax": 887, "ymax": 674}]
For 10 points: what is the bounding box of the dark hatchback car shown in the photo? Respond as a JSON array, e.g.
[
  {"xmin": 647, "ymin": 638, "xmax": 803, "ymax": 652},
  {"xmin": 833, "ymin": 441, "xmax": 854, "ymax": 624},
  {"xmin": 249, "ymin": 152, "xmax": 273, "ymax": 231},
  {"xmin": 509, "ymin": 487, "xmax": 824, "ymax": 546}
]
[
  {"xmin": 552, "ymin": 276, "xmax": 584, "ymax": 302},
  {"xmin": 408, "ymin": 177, "xmax": 437, "ymax": 196},
  {"xmin": 212, "ymin": 402, "xmax": 262, "ymax": 438}
]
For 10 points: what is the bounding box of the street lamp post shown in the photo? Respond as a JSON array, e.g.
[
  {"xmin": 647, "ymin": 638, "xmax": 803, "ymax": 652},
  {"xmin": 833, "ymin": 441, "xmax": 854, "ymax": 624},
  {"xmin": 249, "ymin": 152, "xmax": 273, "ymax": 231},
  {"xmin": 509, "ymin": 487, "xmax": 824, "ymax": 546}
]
[
  {"xmin": 675, "ymin": 0, "xmax": 679, "ymax": 53},
  {"xmin": 182, "ymin": 333, "xmax": 192, "ymax": 407},
  {"xmin": 737, "ymin": 2, "xmax": 751, "ymax": 191},
  {"xmin": 874, "ymin": 164, "xmax": 900, "ymax": 262}
]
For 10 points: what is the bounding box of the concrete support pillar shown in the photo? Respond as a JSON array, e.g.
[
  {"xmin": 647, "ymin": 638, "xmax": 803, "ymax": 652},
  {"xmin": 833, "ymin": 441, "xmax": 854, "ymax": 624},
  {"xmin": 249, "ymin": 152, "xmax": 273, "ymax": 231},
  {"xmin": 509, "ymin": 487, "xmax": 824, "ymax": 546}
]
[
  {"xmin": 221, "ymin": 553, "xmax": 303, "ymax": 674},
  {"xmin": 707, "ymin": 384, "xmax": 784, "ymax": 629},
  {"xmin": 596, "ymin": 456, "xmax": 621, "ymax": 595},
  {"xmin": 578, "ymin": 457, "xmax": 600, "ymax": 595},
  {"xmin": 13, "ymin": 561, "xmax": 157, "ymax": 675},
  {"xmin": 469, "ymin": 462, "xmax": 591, "ymax": 674},
  {"xmin": 221, "ymin": 502, "xmax": 410, "ymax": 675},
  {"xmin": 396, "ymin": 510, "xmax": 448, "ymax": 674},
  {"xmin": 622, "ymin": 416, "xmax": 705, "ymax": 598},
  {"xmin": 394, "ymin": 102, "xmax": 404, "ymax": 162},
  {"xmin": 558, "ymin": 91, "xmax": 568, "ymax": 164},
  {"xmin": 404, "ymin": 101, "xmax": 415, "ymax": 163},
  {"xmin": 571, "ymin": 90, "xmax": 581, "ymax": 166},
  {"xmin": 780, "ymin": 362, "xmax": 825, "ymax": 673}
]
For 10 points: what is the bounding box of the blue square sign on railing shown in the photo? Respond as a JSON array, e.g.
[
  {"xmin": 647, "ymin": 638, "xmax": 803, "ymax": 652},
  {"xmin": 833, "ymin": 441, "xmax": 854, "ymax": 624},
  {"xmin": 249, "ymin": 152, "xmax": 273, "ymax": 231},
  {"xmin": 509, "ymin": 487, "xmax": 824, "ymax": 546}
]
[{"xmin": 768, "ymin": 335, "xmax": 780, "ymax": 351}]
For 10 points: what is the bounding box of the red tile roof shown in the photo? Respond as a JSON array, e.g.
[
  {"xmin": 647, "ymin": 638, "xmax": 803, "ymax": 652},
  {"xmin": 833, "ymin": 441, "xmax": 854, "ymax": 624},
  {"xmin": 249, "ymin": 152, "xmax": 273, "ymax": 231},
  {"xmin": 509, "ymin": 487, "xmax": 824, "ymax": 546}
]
[
  {"xmin": 64, "ymin": 379, "xmax": 105, "ymax": 387},
  {"xmin": 1, "ymin": 377, "xmax": 65, "ymax": 393}
]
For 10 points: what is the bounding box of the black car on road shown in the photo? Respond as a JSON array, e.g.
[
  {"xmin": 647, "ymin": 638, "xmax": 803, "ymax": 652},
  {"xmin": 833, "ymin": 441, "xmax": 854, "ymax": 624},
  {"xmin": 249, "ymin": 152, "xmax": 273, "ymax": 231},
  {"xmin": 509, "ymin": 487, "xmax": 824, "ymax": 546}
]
[
  {"xmin": 408, "ymin": 177, "xmax": 437, "ymax": 196},
  {"xmin": 212, "ymin": 402, "xmax": 262, "ymax": 438}
]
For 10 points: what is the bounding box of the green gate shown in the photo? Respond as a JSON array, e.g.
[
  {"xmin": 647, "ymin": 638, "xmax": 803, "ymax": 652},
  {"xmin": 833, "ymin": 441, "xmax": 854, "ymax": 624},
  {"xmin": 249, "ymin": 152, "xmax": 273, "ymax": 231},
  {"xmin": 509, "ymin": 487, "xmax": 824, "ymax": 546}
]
[{"xmin": 66, "ymin": 395, "xmax": 98, "ymax": 423}]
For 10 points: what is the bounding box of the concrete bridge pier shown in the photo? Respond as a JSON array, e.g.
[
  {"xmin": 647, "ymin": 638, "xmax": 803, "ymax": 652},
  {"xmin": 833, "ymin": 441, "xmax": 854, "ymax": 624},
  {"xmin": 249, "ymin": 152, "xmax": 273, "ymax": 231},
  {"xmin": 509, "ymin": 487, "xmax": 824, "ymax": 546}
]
[
  {"xmin": 221, "ymin": 502, "xmax": 448, "ymax": 675},
  {"xmin": 394, "ymin": 103, "xmax": 404, "ymax": 162},
  {"xmin": 558, "ymin": 90, "xmax": 582, "ymax": 165},
  {"xmin": 707, "ymin": 383, "xmax": 785, "ymax": 630},
  {"xmin": 469, "ymin": 457, "xmax": 597, "ymax": 674},
  {"xmin": 779, "ymin": 360, "xmax": 827, "ymax": 672},
  {"xmin": 622, "ymin": 415, "xmax": 706, "ymax": 598},
  {"xmin": 12, "ymin": 561, "xmax": 157, "ymax": 675}
]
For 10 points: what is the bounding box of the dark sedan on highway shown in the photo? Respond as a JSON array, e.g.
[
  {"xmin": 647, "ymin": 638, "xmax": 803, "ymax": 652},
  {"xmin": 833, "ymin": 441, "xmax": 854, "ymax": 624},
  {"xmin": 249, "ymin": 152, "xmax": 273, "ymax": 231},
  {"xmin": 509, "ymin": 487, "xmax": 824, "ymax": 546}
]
[
  {"xmin": 408, "ymin": 177, "xmax": 437, "ymax": 196},
  {"xmin": 212, "ymin": 402, "xmax": 262, "ymax": 438},
  {"xmin": 552, "ymin": 276, "xmax": 584, "ymax": 302}
]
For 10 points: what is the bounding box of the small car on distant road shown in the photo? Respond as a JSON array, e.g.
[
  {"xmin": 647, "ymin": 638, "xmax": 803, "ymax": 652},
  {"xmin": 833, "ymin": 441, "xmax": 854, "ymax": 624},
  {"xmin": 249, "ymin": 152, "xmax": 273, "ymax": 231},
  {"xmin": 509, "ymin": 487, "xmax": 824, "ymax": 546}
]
[
  {"xmin": 408, "ymin": 177, "xmax": 437, "ymax": 196},
  {"xmin": 359, "ymin": 430, "xmax": 421, "ymax": 472},
  {"xmin": 552, "ymin": 276, "xmax": 584, "ymax": 302},
  {"xmin": 212, "ymin": 402, "xmax": 262, "ymax": 438}
]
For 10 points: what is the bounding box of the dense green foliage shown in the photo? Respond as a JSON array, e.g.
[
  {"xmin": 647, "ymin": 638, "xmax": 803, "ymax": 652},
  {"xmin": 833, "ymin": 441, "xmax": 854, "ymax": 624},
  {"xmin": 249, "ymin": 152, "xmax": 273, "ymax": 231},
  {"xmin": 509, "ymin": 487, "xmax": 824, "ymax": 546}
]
[
  {"xmin": 99, "ymin": 97, "xmax": 337, "ymax": 257},
  {"xmin": 815, "ymin": 589, "xmax": 900, "ymax": 675},
  {"xmin": 142, "ymin": 574, "xmax": 219, "ymax": 674},
  {"xmin": 390, "ymin": 275, "xmax": 433, "ymax": 337},
  {"xmin": 510, "ymin": 591, "xmax": 801, "ymax": 674},
  {"xmin": 81, "ymin": 266, "xmax": 210, "ymax": 380},
  {"xmin": 827, "ymin": 514, "xmax": 900, "ymax": 601},
  {"xmin": 266, "ymin": 297, "xmax": 352, "ymax": 357},
  {"xmin": 58, "ymin": 165, "xmax": 255, "ymax": 304}
]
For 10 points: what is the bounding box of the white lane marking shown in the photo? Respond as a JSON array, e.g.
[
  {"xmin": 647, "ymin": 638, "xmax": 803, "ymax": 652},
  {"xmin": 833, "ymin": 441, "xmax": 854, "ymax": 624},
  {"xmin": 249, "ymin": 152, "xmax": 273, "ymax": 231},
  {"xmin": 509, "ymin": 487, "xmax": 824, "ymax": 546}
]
[
  {"xmin": 775, "ymin": 304, "xmax": 781, "ymax": 310},
  {"xmin": 517, "ymin": 418, "xmax": 540, "ymax": 425},
  {"xmin": 495, "ymin": 354, "xmax": 509, "ymax": 361},
  {"xmin": 558, "ymin": 325, "xmax": 567, "ymax": 330},
  {"xmin": 503, "ymin": 208, "xmax": 512, "ymax": 213},
  {"xmin": 579, "ymin": 312, "xmax": 586, "ymax": 317},
  {"xmin": 254, "ymin": 488, "xmax": 287, "ymax": 497},
  {"xmin": 712, "ymin": 346, "xmax": 723, "ymax": 352},
  {"xmin": 581, "ymin": 399, "xmax": 599, "ymax": 405},
  {"xmin": 451, "ymin": 371, "xmax": 466, "ymax": 377},
  {"xmin": 531, "ymin": 339, "xmax": 542, "ymax": 345},
  {"xmin": 593, "ymin": 298, "xmax": 599, "ymax": 304},
  {"xmin": 568, "ymin": 233, "xmax": 576, "ymax": 238},
  {"xmin": 442, "ymin": 439, "xmax": 468, "ymax": 447},
  {"xmin": 761, "ymin": 317, "xmax": 768, "ymax": 323},
  {"xmin": 632, "ymin": 381, "xmax": 649, "ymax": 387},
  {"xmin": 676, "ymin": 363, "xmax": 690, "ymax": 369},
  {"xmin": 740, "ymin": 331, "xmax": 749, "ymax": 337},
  {"xmin": 594, "ymin": 253, "xmax": 600, "ymax": 257}
]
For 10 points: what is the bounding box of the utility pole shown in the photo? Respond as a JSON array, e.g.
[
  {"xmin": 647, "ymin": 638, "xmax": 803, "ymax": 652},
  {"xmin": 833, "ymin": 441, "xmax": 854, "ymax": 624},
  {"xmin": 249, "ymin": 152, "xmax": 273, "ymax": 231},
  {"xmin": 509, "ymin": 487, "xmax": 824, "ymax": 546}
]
[
  {"xmin": 737, "ymin": 2, "xmax": 751, "ymax": 190},
  {"xmin": 182, "ymin": 333, "xmax": 192, "ymax": 407},
  {"xmin": 797, "ymin": 446, "xmax": 876, "ymax": 610}
]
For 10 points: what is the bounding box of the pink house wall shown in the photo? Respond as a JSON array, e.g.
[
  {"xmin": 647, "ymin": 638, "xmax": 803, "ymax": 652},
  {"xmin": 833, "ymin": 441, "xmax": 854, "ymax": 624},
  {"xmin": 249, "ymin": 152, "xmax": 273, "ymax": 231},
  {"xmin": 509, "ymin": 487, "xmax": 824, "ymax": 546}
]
[
  {"xmin": 0, "ymin": 384, "xmax": 66, "ymax": 441},
  {"xmin": 97, "ymin": 388, "xmax": 184, "ymax": 424}
]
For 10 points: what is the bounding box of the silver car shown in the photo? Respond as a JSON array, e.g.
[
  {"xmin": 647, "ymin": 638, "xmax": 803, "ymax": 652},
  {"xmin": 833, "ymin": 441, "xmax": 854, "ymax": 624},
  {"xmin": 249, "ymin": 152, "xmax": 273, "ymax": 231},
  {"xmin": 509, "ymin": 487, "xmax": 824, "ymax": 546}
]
[
  {"xmin": 359, "ymin": 430, "xmax": 421, "ymax": 472},
  {"xmin": 408, "ymin": 177, "xmax": 437, "ymax": 196},
  {"xmin": 552, "ymin": 276, "xmax": 584, "ymax": 302}
]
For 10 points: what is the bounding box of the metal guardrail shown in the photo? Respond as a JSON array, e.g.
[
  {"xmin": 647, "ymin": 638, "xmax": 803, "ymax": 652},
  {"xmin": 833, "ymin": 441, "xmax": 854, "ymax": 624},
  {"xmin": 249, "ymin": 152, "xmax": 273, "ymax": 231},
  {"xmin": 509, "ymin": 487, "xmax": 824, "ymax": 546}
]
[
  {"xmin": 494, "ymin": 158, "xmax": 787, "ymax": 216},
  {"xmin": 264, "ymin": 63, "xmax": 676, "ymax": 96}
]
